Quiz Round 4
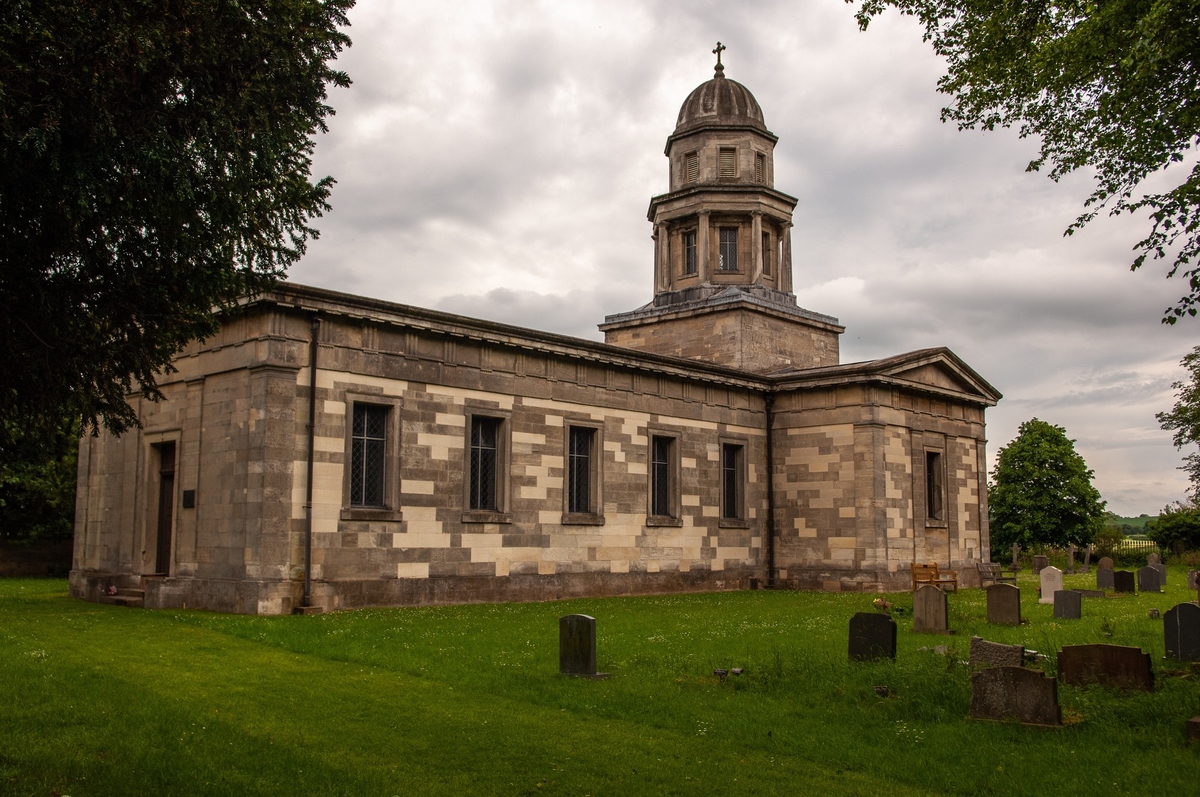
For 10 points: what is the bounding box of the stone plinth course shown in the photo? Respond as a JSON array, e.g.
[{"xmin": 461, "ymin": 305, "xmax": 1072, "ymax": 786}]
[
  {"xmin": 849, "ymin": 612, "xmax": 897, "ymax": 661},
  {"xmin": 970, "ymin": 666, "xmax": 1061, "ymax": 727},
  {"xmin": 986, "ymin": 584, "xmax": 1022, "ymax": 625},
  {"xmin": 1057, "ymin": 644, "xmax": 1154, "ymax": 691}
]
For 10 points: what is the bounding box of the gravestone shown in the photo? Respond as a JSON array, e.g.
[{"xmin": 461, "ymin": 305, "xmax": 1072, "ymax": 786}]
[
  {"xmin": 1148, "ymin": 552, "xmax": 1162, "ymax": 565},
  {"xmin": 849, "ymin": 612, "xmax": 897, "ymax": 661},
  {"xmin": 1039, "ymin": 566, "xmax": 1063, "ymax": 604},
  {"xmin": 986, "ymin": 584, "xmax": 1022, "ymax": 625},
  {"xmin": 970, "ymin": 666, "xmax": 1061, "ymax": 726},
  {"xmin": 1189, "ymin": 570, "xmax": 1200, "ymax": 591},
  {"xmin": 1164, "ymin": 602, "xmax": 1200, "ymax": 662},
  {"xmin": 1032, "ymin": 555, "xmax": 1049, "ymax": 575},
  {"xmin": 969, "ymin": 636, "xmax": 1024, "ymax": 668},
  {"xmin": 1150, "ymin": 562, "xmax": 1167, "ymax": 586},
  {"xmin": 1082, "ymin": 544, "xmax": 1093, "ymax": 574},
  {"xmin": 1011, "ymin": 543, "xmax": 1021, "ymax": 571},
  {"xmin": 1113, "ymin": 570, "xmax": 1136, "ymax": 593},
  {"xmin": 913, "ymin": 584, "xmax": 949, "ymax": 633},
  {"xmin": 1137, "ymin": 566, "xmax": 1162, "ymax": 594},
  {"xmin": 1053, "ymin": 590, "xmax": 1082, "ymax": 620},
  {"xmin": 559, "ymin": 614, "xmax": 598, "ymax": 676},
  {"xmin": 1067, "ymin": 544, "xmax": 1076, "ymax": 574},
  {"xmin": 1097, "ymin": 567, "xmax": 1115, "ymax": 590},
  {"xmin": 1057, "ymin": 644, "xmax": 1154, "ymax": 691},
  {"xmin": 1098, "ymin": 556, "xmax": 1114, "ymax": 570}
]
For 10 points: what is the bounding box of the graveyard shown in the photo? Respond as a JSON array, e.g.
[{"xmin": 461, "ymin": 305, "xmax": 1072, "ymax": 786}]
[{"xmin": 2, "ymin": 568, "xmax": 1199, "ymax": 796}]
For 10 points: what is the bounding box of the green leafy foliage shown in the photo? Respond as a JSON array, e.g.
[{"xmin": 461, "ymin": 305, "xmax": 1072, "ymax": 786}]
[
  {"xmin": 850, "ymin": 0, "xmax": 1200, "ymax": 324},
  {"xmin": 0, "ymin": 418, "xmax": 78, "ymax": 540},
  {"xmin": 1156, "ymin": 345, "xmax": 1200, "ymax": 501},
  {"xmin": 989, "ymin": 418, "xmax": 1106, "ymax": 556},
  {"xmin": 1092, "ymin": 522, "xmax": 1125, "ymax": 558},
  {"xmin": 0, "ymin": 0, "xmax": 353, "ymax": 440},
  {"xmin": 1146, "ymin": 501, "xmax": 1200, "ymax": 552}
]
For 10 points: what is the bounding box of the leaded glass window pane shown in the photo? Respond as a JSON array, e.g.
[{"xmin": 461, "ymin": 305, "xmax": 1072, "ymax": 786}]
[
  {"xmin": 350, "ymin": 404, "xmax": 387, "ymax": 507},
  {"xmin": 470, "ymin": 417, "xmax": 500, "ymax": 511},
  {"xmin": 651, "ymin": 436, "xmax": 672, "ymax": 517},
  {"xmin": 684, "ymin": 231, "xmax": 697, "ymax": 275},
  {"xmin": 722, "ymin": 443, "xmax": 742, "ymax": 520},
  {"xmin": 567, "ymin": 427, "xmax": 592, "ymax": 514},
  {"xmin": 719, "ymin": 228, "xmax": 738, "ymax": 271}
]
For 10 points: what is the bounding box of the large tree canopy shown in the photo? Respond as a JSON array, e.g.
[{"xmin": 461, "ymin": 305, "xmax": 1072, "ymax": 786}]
[
  {"xmin": 989, "ymin": 418, "xmax": 1107, "ymax": 554},
  {"xmin": 0, "ymin": 0, "xmax": 353, "ymax": 440},
  {"xmin": 1156, "ymin": 344, "xmax": 1200, "ymax": 501},
  {"xmin": 851, "ymin": 0, "xmax": 1200, "ymax": 324}
]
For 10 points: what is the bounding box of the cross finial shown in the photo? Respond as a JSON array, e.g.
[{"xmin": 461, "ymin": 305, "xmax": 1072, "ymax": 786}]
[{"xmin": 712, "ymin": 41, "xmax": 726, "ymax": 78}]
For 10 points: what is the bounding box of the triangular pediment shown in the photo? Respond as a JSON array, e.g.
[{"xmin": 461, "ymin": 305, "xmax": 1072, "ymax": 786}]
[{"xmin": 890, "ymin": 362, "xmax": 978, "ymax": 394}]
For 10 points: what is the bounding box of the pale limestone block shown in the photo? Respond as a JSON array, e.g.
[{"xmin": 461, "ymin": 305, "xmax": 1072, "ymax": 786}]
[
  {"xmin": 416, "ymin": 432, "xmax": 464, "ymax": 461},
  {"xmin": 829, "ymin": 537, "xmax": 857, "ymax": 549},
  {"xmin": 612, "ymin": 449, "xmax": 626, "ymax": 463},
  {"xmin": 724, "ymin": 423, "xmax": 767, "ymax": 437},
  {"xmin": 809, "ymin": 497, "xmax": 835, "ymax": 509},
  {"xmin": 538, "ymin": 510, "xmax": 560, "ymax": 525},
  {"xmin": 751, "ymin": 537, "xmax": 763, "ymax": 548},
  {"xmin": 749, "ymin": 508, "xmax": 757, "ymax": 519},
  {"xmin": 620, "ymin": 422, "xmax": 642, "ymax": 437},
  {"xmin": 682, "ymin": 495, "xmax": 701, "ymax": 507},
  {"xmin": 425, "ymin": 384, "xmax": 513, "ymax": 409},
  {"xmin": 474, "ymin": 546, "xmax": 543, "ymax": 563},
  {"xmin": 537, "ymin": 561, "xmax": 556, "ymax": 575},
  {"xmin": 679, "ymin": 559, "xmax": 691, "ymax": 572},
  {"xmin": 716, "ymin": 546, "xmax": 750, "ymax": 561},
  {"xmin": 627, "ymin": 461, "xmax": 647, "ymax": 475},
  {"xmin": 434, "ymin": 412, "xmax": 466, "ymax": 427},
  {"xmin": 887, "ymin": 528, "xmax": 901, "ymax": 539},
  {"xmin": 538, "ymin": 475, "xmax": 562, "ymax": 491},
  {"xmin": 494, "ymin": 560, "xmax": 508, "ymax": 577},
  {"xmin": 309, "ymin": 369, "xmax": 408, "ymax": 395},
  {"xmin": 541, "ymin": 454, "xmax": 564, "ymax": 469},
  {"xmin": 544, "ymin": 414, "xmax": 563, "ymax": 427},
  {"xmin": 702, "ymin": 506, "xmax": 719, "ymax": 517},
  {"xmin": 646, "ymin": 560, "xmax": 660, "ymax": 573},
  {"xmin": 681, "ymin": 457, "xmax": 697, "ymax": 469},
  {"xmin": 397, "ymin": 563, "xmax": 430, "ymax": 579},
  {"xmin": 402, "ymin": 480, "xmax": 436, "ymax": 495},
  {"xmin": 323, "ymin": 399, "xmax": 346, "ymax": 415},
  {"xmin": 707, "ymin": 447, "xmax": 720, "ymax": 461},
  {"xmin": 524, "ymin": 465, "xmax": 549, "ymax": 478},
  {"xmin": 830, "ymin": 547, "xmax": 856, "ymax": 562},
  {"xmin": 711, "ymin": 559, "xmax": 725, "ymax": 571},
  {"xmin": 748, "ymin": 463, "xmax": 757, "ymax": 482},
  {"xmin": 839, "ymin": 507, "xmax": 856, "ymax": 518},
  {"xmin": 461, "ymin": 533, "xmax": 503, "ymax": 549},
  {"xmin": 512, "ymin": 431, "xmax": 546, "ymax": 445},
  {"xmin": 392, "ymin": 533, "xmax": 450, "ymax": 549},
  {"xmin": 520, "ymin": 485, "xmax": 547, "ymax": 500},
  {"xmin": 603, "ymin": 441, "xmax": 622, "ymax": 452}
]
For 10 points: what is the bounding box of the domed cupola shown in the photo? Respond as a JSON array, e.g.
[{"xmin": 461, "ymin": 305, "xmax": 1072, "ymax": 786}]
[{"xmin": 600, "ymin": 43, "xmax": 845, "ymax": 375}]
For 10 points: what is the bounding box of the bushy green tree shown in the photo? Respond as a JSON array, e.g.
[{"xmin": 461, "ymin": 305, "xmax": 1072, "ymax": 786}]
[
  {"xmin": 1146, "ymin": 502, "xmax": 1200, "ymax": 553},
  {"xmin": 0, "ymin": 419, "xmax": 78, "ymax": 541},
  {"xmin": 0, "ymin": 0, "xmax": 353, "ymax": 442},
  {"xmin": 849, "ymin": 0, "xmax": 1200, "ymax": 324},
  {"xmin": 989, "ymin": 418, "xmax": 1107, "ymax": 556},
  {"xmin": 1157, "ymin": 345, "xmax": 1200, "ymax": 502}
]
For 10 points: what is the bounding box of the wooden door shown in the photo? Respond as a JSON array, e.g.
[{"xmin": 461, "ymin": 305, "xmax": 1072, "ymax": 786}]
[{"xmin": 155, "ymin": 442, "xmax": 176, "ymax": 575}]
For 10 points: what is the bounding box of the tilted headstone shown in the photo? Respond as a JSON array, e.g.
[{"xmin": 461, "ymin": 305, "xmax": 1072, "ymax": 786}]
[
  {"xmin": 970, "ymin": 666, "xmax": 1061, "ymax": 726},
  {"xmin": 913, "ymin": 584, "xmax": 949, "ymax": 633},
  {"xmin": 1148, "ymin": 552, "xmax": 1162, "ymax": 565},
  {"xmin": 849, "ymin": 612, "xmax": 897, "ymax": 661},
  {"xmin": 1113, "ymin": 570, "xmax": 1136, "ymax": 593},
  {"xmin": 1097, "ymin": 568, "xmax": 1115, "ymax": 590},
  {"xmin": 986, "ymin": 583, "xmax": 1022, "ymax": 625},
  {"xmin": 1098, "ymin": 556, "xmax": 1114, "ymax": 570},
  {"xmin": 1039, "ymin": 566, "xmax": 1063, "ymax": 604},
  {"xmin": 969, "ymin": 636, "xmax": 1024, "ymax": 668},
  {"xmin": 1067, "ymin": 544, "xmax": 1076, "ymax": 574},
  {"xmin": 1188, "ymin": 569, "xmax": 1200, "ymax": 591},
  {"xmin": 559, "ymin": 614, "xmax": 598, "ymax": 676},
  {"xmin": 1053, "ymin": 589, "xmax": 1082, "ymax": 620},
  {"xmin": 1137, "ymin": 566, "xmax": 1162, "ymax": 594},
  {"xmin": 1164, "ymin": 602, "xmax": 1200, "ymax": 662},
  {"xmin": 1032, "ymin": 555, "xmax": 1049, "ymax": 575},
  {"xmin": 1057, "ymin": 644, "xmax": 1154, "ymax": 691},
  {"xmin": 1150, "ymin": 562, "xmax": 1167, "ymax": 586}
]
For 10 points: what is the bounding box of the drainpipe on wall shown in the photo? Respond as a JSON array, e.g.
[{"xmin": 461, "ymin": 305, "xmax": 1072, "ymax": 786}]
[
  {"xmin": 764, "ymin": 392, "xmax": 777, "ymax": 588},
  {"xmin": 301, "ymin": 314, "xmax": 320, "ymax": 610}
]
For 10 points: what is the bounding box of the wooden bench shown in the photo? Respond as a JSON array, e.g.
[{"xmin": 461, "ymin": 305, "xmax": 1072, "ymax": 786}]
[
  {"xmin": 977, "ymin": 562, "xmax": 1017, "ymax": 588},
  {"xmin": 911, "ymin": 562, "xmax": 958, "ymax": 593}
]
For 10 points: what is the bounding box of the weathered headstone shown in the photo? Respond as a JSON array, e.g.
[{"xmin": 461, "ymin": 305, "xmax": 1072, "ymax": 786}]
[
  {"xmin": 1053, "ymin": 589, "xmax": 1082, "ymax": 620},
  {"xmin": 1057, "ymin": 644, "xmax": 1154, "ymax": 691},
  {"xmin": 559, "ymin": 614, "xmax": 598, "ymax": 676},
  {"xmin": 986, "ymin": 583, "xmax": 1022, "ymax": 625},
  {"xmin": 1098, "ymin": 556, "xmax": 1114, "ymax": 570},
  {"xmin": 1164, "ymin": 602, "xmax": 1200, "ymax": 662},
  {"xmin": 1067, "ymin": 544, "xmax": 1076, "ymax": 574},
  {"xmin": 1032, "ymin": 555, "xmax": 1049, "ymax": 575},
  {"xmin": 1113, "ymin": 570, "xmax": 1136, "ymax": 593},
  {"xmin": 849, "ymin": 612, "xmax": 897, "ymax": 661},
  {"xmin": 1011, "ymin": 543, "xmax": 1021, "ymax": 571},
  {"xmin": 913, "ymin": 584, "xmax": 950, "ymax": 633},
  {"xmin": 1137, "ymin": 566, "xmax": 1162, "ymax": 594},
  {"xmin": 1188, "ymin": 569, "xmax": 1200, "ymax": 591},
  {"xmin": 1097, "ymin": 567, "xmax": 1115, "ymax": 590},
  {"xmin": 1150, "ymin": 562, "xmax": 1167, "ymax": 586},
  {"xmin": 970, "ymin": 666, "xmax": 1061, "ymax": 726},
  {"xmin": 1039, "ymin": 566, "xmax": 1063, "ymax": 604},
  {"xmin": 969, "ymin": 636, "xmax": 1024, "ymax": 668},
  {"xmin": 1148, "ymin": 552, "xmax": 1162, "ymax": 565},
  {"xmin": 1082, "ymin": 544, "xmax": 1093, "ymax": 574}
]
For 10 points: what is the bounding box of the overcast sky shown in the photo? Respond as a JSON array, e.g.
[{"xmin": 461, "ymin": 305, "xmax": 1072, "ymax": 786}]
[{"xmin": 291, "ymin": 0, "xmax": 1198, "ymax": 516}]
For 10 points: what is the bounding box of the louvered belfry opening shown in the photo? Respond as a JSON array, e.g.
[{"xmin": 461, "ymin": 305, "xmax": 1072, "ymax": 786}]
[
  {"xmin": 718, "ymin": 227, "xmax": 738, "ymax": 271},
  {"xmin": 567, "ymin": 427, "xmax": 593, "ymax": 514},
  {"xmin": 350, "ymin": 404, "xmax": 387, "ymax": 507},
  {"xmin": 718, "ymin": 147, "xmax": 736, "ymax": 179},
  {"xmin": 685, "ymin": 151, "xmax": 699, "ymax": 182},
  {"xmin": 721, "ymin": 443, "xmax": 742, "ymax": 520},
  {"xmin": 754, "ymin": 152, "xmax": 765, "ymax": 184},
  {"xmin": 650, "ymin": 436, "xmax": 672, "ymax": 517},
  {"xmin": 470, "ymin": 417, "xmax": 500, "ymax": 511}
]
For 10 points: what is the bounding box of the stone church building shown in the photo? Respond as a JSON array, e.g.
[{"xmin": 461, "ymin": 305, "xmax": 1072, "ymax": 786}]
[{"xmin": 71, "ymin": 58, "xmax": 1001, "ymax": 614}]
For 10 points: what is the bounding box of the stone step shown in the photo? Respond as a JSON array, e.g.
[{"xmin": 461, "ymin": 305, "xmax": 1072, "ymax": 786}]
[
  {"xmin": 116, "ymin": 588, "xmax": 145, "ymax": 598},
  {"xmin": 96, "ymin": 593, "xmax": 144, "ymax": 608}
]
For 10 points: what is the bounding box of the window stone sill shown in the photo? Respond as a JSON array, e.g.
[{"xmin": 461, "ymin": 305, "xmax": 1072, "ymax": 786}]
[
  {"xmin": 461, "ymin": 510, "xmax": 512, "ymax": 525},
  {"xmin": 561, "ymin": 513, "xmax": 606, "ymax": 526},
  {"xmin": 924, "ymin": 520, "xmax": 948, "ymax": 529},
  {"xmin": 340, "ymin": 508, "xmax": 403, "ymax": 522},
  {"xmin": 718, "ymin": 518, "xmax": 751, "ymax": 529}
]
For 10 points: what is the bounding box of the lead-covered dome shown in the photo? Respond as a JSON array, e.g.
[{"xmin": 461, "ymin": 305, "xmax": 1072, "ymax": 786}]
[{"xmin": 674, "ymin": 69, "xmax": 767, "ymax": 135}]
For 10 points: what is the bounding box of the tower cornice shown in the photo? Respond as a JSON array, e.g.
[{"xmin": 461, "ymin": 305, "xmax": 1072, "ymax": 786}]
[{"xmin": 647, "ymin": 184, "xmax": 798, "ymax": 222}]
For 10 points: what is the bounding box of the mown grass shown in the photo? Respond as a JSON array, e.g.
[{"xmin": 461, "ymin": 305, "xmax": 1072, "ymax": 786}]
[{"xmin": 1, "ymin": 570, "xmax": 1198, "ymax": 796}]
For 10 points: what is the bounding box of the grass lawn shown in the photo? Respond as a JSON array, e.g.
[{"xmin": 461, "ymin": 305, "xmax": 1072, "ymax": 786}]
[{"xmin": 1, "ymin": 571, "xmax": 1198, "ymax": 796}]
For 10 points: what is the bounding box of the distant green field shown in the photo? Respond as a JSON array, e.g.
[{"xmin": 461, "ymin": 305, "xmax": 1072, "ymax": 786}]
[
  {"xmin": 1111, "ymin": 515, "xmax": 1157, "ymax": 530},
  {"xmin": 1, "ymin": 576, "xmax": 1198, "ymax": 796}
]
